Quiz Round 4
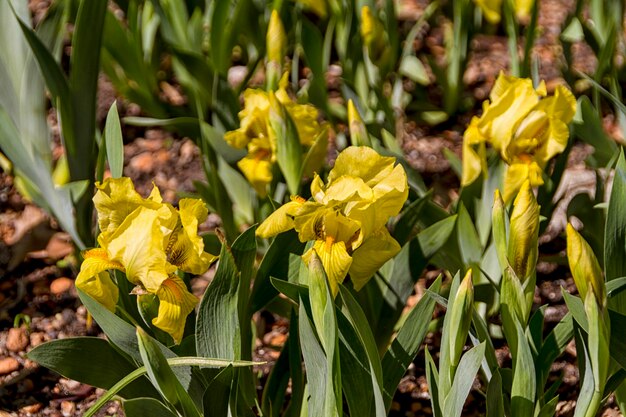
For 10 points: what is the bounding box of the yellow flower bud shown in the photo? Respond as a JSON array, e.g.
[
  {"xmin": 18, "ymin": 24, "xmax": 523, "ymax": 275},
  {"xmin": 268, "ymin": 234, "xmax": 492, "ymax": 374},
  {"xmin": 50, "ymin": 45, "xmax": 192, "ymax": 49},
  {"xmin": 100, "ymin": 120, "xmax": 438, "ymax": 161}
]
[
  {"xmin": 267, "ymin": 10, "xmax": 286, "ymax": 64},
  {"xmin": 566, "ymin": 223, "xmax": 605, "ymax": 308},
  {"xmin": 347, "ymin": 99, "xmax": 370, "ymax": 147},
  {"xmin": 507, "ymin": 180, "xmax": 539, "ymax": 282}
]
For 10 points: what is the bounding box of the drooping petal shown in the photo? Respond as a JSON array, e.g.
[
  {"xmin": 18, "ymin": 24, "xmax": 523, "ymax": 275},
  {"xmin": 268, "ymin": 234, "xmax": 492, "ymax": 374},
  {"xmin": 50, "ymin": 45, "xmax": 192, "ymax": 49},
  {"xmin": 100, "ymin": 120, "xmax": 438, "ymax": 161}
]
[
  {"xmin": 237, "ymin": 152, "xmax": 273, "ymax": 197},
  {"xmin": 503, "ymin": 160, "xmax": 544, "ymax": 203},
  {"xmin": 256, "ymin": 197, "xmax": 306, "ymax": 238},
  {"xmin": 349, "ymin": 227, "xmax": 401, "ymax": 290},
  {"xmin": 106, "ymin": 207, "xmax": 175, "ymax": 293},
  {"xmin": 303, "ymin": 239, "xmax": 352, "ymax": 296},
  {"xmin": 167, "ymin": 199, "xmax": 216, "ymax": 275},
  {"xmin": 75, "ymin": 248, "xmax": 123, "ymax": 311},
  {"xmin": 152, "ymin": 276, "xmax": 198, "ymax": 344},
  {"xmin": 461, "ymin": 117, "xmax": 487, "ymax": 186}
]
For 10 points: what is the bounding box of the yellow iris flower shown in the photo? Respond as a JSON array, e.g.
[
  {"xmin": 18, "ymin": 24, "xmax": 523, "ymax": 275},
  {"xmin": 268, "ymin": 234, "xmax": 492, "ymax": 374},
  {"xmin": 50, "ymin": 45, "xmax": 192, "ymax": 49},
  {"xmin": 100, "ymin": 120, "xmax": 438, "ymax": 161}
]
[
  {"xmin": 473, "ymin": 0, "xmax": 535, "ymax": 24},
  {"xmin": 225, "ymin": 75, "xmax": 324, "ymax": 196},
  {"xmin": 461, "ymin": 72, "xmax": 576, "ymax": 202},
  {"xmin": 76, "ymin": 178, "xmax": 216, "ymax": 343},
  {"xmin": 257, "ymin": 146, "xmax": 408, "ymax": 295}
]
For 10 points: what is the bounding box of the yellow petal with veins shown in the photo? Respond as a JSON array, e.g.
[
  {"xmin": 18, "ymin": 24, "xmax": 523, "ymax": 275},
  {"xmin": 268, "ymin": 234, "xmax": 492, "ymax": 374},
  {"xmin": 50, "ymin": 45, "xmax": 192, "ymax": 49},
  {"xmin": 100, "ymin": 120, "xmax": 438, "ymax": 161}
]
[
  {"xmin": 303, "ymin": 239, "xmax": 352, "ymax": 296},
  {"xmin": 152, "ymin": 276, "xmax": 198, "ymax": 344},
  {"xmin": 167, "ymin": 199, "xmax": 216, "ymax": 275}
]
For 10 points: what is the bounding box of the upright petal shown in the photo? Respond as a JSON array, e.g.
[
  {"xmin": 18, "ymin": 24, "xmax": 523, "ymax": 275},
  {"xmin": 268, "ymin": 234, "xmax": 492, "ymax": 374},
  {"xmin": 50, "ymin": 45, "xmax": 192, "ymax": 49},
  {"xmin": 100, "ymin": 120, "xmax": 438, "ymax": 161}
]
[
  {"xmin": 106, "ymin": 207, "xmax": 175, "ymax": 293},
  {"xmin": 152, "ymin": 276, "xmax": 199, "ymax": 344},
  {"xmin": 479, "ymin": 75, "xmax": 539, "ymax": 153},
  {"xmin": 327, "ymin": 146, "xmax": 396, "ymax": 187},
  {"xmin": 93, "ymin": 177, "xmax": 163, "ymax": 236}
]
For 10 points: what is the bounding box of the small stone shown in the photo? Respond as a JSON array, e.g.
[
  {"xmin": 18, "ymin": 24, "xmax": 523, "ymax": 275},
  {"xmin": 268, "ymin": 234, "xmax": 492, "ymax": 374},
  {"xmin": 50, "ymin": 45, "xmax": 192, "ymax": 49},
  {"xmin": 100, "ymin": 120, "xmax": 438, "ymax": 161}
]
[
  {"xmin": 50, "ymin": 277, "xmax": 73, "ymax": 295},
  {"xmin": 60, "ymin": 400, "xmax": 75, "ymax": 417},
  {"xmin": 130, "ymin": 152, "xmax": 154, "ymax": 173},
  {"xmin": 0, "ymin": 357, "xmax": 20, "ymax": 375},
  {"xmin": 19, "ymin": 403, "xmax": 42, "ymax": 414},
  {"xmin": 6, "ymin": 327, "xmax": 29, "ymax": 352},
  {"xmin": 29, "ymin": 332, "xmax": 45, "ymax": 347}
]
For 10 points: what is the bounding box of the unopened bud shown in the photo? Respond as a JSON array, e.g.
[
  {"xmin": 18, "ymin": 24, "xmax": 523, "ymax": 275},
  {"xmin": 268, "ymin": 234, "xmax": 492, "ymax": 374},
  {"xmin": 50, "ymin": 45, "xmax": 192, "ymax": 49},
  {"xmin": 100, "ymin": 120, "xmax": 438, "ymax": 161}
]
[{"xmin": 566, "ymin": 223, "xmax": 605, "ymax": 308}]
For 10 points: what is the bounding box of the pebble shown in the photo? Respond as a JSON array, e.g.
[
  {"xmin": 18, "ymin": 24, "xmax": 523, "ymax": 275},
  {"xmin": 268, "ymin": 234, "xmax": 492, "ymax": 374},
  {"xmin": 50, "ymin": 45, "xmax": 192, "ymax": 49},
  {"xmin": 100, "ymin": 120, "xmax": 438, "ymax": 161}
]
[
  {"xmin": 60, "ymin": 400, "xmax": 75, "ymax": 417},
  {"xmin": 6, "ymin": 327, "xmax": 29, "ymax": 352},
  {"xmin": 19, "ymin": 403, "xmax": 42, "ymax": 414},
  {"xmin": 50, "ymin": 277, "xmax": 73, "ymax": 295},
  {"xmin": 130, "ymin": 152, "xmax": 155, "ymax": 172},
  {"xmin": 0, "ymin": 357, "xmax": 20, "ymax": 374},
  {"xmin": 29, "ymin": 332, "xmax": 45, "ymax": 347}
]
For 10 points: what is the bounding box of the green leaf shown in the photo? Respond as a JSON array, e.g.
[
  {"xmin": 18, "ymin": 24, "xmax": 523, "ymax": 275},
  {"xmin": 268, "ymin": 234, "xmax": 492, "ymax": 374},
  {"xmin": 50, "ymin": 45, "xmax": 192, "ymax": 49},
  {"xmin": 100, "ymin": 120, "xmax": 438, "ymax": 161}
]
[
  {"xmin": 104, "ymin": 101, "xmax": 124, "ymax": 178},
  {"xmin": 68, "ymin": 0, "xmax": 107, "ymax": 177},
  {"xmin": 203, "ymin": 365, "xmax": 234, "ymax": 417},
  {"xmin": 486, "ymin": 369, "xmax": 504, "ymax": 417},
  {"xmin": 124, "ymin": 398, "xmax": 177, "ymax": 417},
  {"xmin": 442, "ymin": 342, "xmax": 486, "ymax": 417},
  {"xmin": 510, "ymin": 319, "xmax": 536, "ymax": 417},
  {"xmin": 399, "ymin": 55, "xmax": 430, "ymax": 85},
  {"xmin": 271, "ymin": 100, "xmax": 303, "ymax": 196},
  {"xmin": 536, "ymin": 396, "xmax": 559, "ymax": 417},
  {"xmin": 196, "ymin": 239, "xmax": 241, "ymax": 360},
  {"xmin": 392, "ymin": 192, "xmax": 430, "ymax": 246},
  {"xmin": 83, "ymin": 356, "xmax": 257, "ymax": 417},
  {"xmin": 298, "ymin": 299, "xmax": 339, "ymax": 417},
  {"xmin": 573, "ymin": 96, "xmax": 617, "ymax": 167},
  {"xmin": 137, "ymin": 328, "xmax": 202, "ymax": 417},
  {"xmin": 381, "ymin": 276, "xmax": 441, "ymax": 409},
  {"xmin": 339, "ymin": 286, "xmax": 385, "ymax": 416},
  {"xmin": 425, "ymin": 348, "xmax": 441, "ymax": 417},
  {"xmin": 251, "ymin": 230, "xmax": 305, "ymax": 312},
  {"xmin": 607, "ymin": 277, "xmax": 626, "ymax": 298},
  {"xmin": 77, "ymin": 289, "xmax": 197, "ymax": 392},
  {"xmin": 537, "ymin": 314, "xmax": 574, "ymax": 387},
  {"xmin": 457, "ymin": 203, "xmax": 482, "ymax": 267},
  {"xmin": 27, "ymin": 337, "xmax": 158, "ymax": 399},
  {"xmin": 606, "ymin": 150, "xmax": 626, "ymax": 315}
]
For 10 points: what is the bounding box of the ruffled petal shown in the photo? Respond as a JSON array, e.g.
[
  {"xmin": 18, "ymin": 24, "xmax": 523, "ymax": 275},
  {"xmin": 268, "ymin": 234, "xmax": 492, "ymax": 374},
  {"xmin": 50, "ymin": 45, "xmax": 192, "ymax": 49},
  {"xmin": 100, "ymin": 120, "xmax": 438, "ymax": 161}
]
[
  {"xmin": 106, "ymin": 207, "xmax": 174, "ymax": 293},
  {"xmin": 93, "ymin": 177, "xmax": 163, "ymax": 236}
]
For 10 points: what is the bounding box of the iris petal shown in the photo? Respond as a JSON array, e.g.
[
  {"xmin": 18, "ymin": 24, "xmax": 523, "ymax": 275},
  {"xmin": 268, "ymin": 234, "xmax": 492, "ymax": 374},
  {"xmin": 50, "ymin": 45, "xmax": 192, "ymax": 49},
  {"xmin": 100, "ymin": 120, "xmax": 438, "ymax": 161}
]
[{"xmin": 152, "ymin": 276, "xmax": 198, "ymax": 344}]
